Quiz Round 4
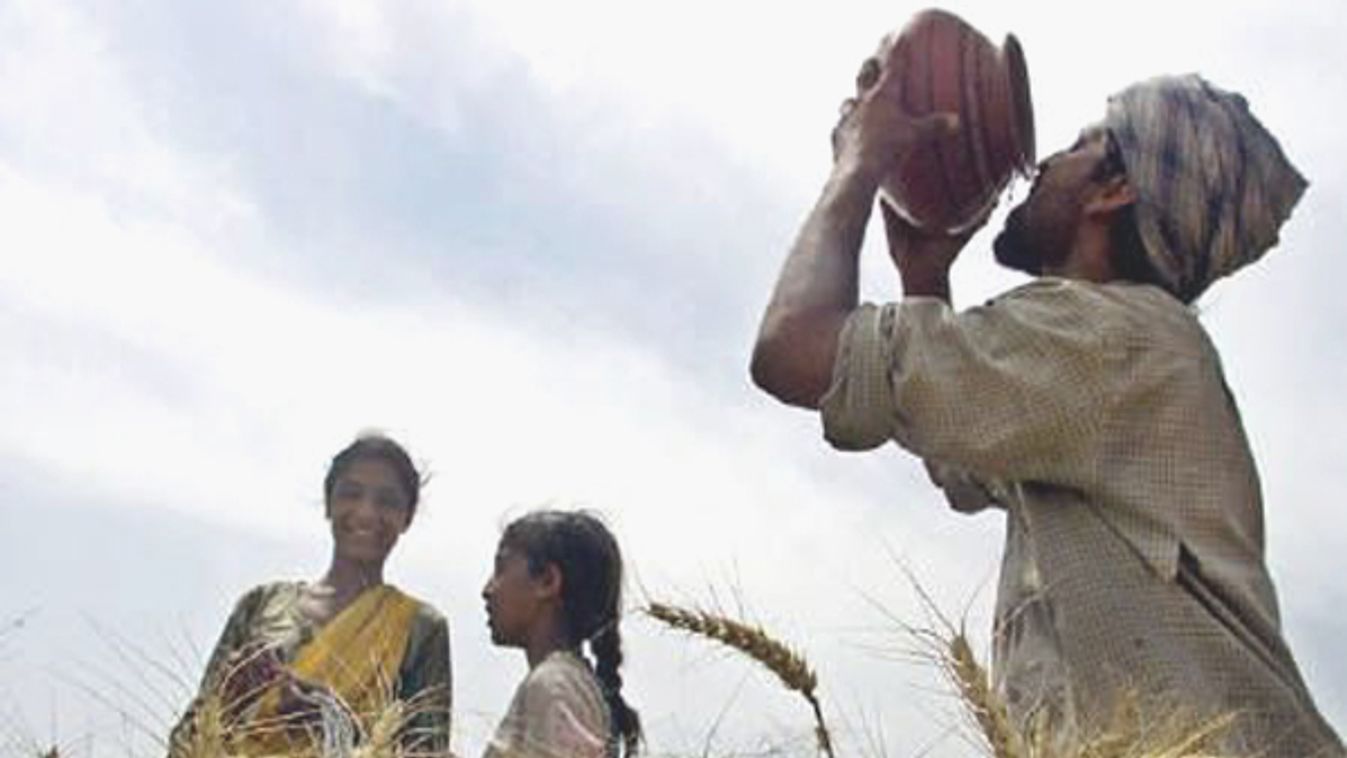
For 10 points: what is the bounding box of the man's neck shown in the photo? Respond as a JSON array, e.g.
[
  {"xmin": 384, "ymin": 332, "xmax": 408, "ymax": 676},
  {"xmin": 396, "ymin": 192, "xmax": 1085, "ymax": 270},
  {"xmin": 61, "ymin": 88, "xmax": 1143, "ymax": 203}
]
[{"xmin": 1043, "ymin": 225, "xmax": 1117, "ymax": 284}]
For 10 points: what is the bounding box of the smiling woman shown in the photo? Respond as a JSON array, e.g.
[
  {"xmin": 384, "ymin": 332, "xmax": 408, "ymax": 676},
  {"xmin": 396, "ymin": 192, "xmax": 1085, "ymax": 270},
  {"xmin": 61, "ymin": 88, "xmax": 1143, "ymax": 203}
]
[{"xmin": 165, "ymin": 434, "xmax": 453, "ymax": 757}]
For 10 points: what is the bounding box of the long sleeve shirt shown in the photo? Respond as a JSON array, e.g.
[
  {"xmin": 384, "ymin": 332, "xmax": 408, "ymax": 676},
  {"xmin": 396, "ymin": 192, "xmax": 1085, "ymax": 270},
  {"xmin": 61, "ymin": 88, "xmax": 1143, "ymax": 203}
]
[{"xmin": 821, "ymin": 277, "xmax": 1342, "ymax": 755}]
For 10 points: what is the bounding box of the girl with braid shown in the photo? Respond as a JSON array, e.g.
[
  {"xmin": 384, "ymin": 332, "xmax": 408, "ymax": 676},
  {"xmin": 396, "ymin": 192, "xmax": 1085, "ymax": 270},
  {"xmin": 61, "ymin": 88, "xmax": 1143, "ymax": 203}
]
[{"xmin": 481, "ymin": 510, "xmax": 641, "ymax": 758}]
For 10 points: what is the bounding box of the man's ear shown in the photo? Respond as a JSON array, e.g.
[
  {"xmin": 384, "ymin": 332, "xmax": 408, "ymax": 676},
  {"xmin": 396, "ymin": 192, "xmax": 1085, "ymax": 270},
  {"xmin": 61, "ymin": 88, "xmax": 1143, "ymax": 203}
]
[{"xmin": 1085, "ymin": 175, "xmax": 1136, "ymax": 217}]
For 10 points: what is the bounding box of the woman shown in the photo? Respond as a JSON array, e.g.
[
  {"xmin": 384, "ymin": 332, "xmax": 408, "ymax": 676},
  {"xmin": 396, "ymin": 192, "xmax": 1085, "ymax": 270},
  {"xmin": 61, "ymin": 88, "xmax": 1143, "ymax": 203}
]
[
  {"xmin": 168, "ymin": 434, "xmax": 452, "ymax": 757},
  {"xmin": 481, "ymin": 510, "xmax": 641, "ymax": 758}
]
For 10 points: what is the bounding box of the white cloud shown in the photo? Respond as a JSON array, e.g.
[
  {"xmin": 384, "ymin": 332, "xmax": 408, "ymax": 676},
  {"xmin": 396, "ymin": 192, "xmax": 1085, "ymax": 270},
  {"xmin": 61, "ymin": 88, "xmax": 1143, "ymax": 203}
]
[{"xmin": 0, "ymin": 0, "xmax": 258, "ymax": 237}]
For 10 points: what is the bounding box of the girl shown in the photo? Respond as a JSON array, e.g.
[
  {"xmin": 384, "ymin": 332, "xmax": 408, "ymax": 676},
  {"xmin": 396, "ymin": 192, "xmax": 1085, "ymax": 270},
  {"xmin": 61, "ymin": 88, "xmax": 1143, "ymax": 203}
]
[{"xmin": 482, "ymin": 510, "xmax": 641, "ymax": 758}]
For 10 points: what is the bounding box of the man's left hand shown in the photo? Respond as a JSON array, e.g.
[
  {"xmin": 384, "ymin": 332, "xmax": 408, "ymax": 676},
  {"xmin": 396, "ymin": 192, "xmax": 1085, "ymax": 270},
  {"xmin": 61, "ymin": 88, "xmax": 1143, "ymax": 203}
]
[{"xmin": 881, "ymin": 200, "xmax": 984, "ymax": 301}]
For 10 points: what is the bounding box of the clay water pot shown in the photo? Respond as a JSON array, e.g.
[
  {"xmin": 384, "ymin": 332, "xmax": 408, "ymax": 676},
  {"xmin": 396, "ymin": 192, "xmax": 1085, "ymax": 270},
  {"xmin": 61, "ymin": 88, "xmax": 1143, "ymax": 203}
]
[{"xmin": 878, "ymin": 9, "xmax": 1036, "ymax": 233}]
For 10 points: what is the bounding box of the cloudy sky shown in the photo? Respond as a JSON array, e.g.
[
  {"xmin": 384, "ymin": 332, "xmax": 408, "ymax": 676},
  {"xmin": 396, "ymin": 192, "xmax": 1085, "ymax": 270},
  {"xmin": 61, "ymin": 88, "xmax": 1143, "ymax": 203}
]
[{"xmin": 2, "ymin": 0, "xmax": 1345, "ymax": 755}]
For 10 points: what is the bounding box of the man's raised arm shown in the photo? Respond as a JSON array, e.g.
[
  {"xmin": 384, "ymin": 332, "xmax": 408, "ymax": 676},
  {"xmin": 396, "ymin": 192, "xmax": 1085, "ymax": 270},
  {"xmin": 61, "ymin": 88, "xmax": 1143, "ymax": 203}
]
[
  {"xmin": 750, "ymin": 157, "xmax": 879, "ymax": 409},
  {"xmin": 751, "ymin": 58, "xmax": 958, "ymax": 409}
]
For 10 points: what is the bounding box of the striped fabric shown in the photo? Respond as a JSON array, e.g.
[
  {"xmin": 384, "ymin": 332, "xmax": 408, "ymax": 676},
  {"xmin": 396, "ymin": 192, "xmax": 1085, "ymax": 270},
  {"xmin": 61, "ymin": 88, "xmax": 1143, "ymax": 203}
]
[{"xmin": 1104, "ymin": 75, "xmax": 1307, "ymax": 302}]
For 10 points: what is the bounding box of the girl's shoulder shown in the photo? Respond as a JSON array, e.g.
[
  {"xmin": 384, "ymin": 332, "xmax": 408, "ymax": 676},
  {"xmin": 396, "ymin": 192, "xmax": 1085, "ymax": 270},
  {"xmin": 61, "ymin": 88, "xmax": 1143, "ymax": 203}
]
[
  {"xmin": 532, "ymin": 650, "xmax": 595, "ymax": 677},
  {"xmin": 507, "ymin": 652, "xmax": 610, "ymax": 757},
  {"xmin": 524, "ymin": 651, "xmax": 604, "ymax": 703}
]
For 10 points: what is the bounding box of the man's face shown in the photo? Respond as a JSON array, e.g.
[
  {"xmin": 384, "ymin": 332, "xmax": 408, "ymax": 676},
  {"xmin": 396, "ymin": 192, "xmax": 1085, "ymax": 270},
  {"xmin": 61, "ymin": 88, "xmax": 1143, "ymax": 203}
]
[{"xmin": 993, "ymin": 128, "xmax": 1114, "ymax": 275}]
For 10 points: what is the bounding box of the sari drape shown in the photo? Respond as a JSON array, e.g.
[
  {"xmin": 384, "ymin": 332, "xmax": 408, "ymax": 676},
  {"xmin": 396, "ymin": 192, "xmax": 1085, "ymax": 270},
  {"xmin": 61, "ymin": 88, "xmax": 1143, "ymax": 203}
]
[{"xmin": 234, "ymin": 585, "xmax": 421, "ymax": 755}]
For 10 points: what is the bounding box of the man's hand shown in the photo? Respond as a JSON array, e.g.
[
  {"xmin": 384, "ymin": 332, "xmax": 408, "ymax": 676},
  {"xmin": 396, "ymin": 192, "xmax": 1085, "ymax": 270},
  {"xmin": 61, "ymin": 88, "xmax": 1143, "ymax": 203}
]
[
  {"xmin": 880, "ymin": 200, "xmax": 984, "ymax": 302},
  {"xmin": 830, "ymin": 54, "xmax": 960, "ymax": 188}
]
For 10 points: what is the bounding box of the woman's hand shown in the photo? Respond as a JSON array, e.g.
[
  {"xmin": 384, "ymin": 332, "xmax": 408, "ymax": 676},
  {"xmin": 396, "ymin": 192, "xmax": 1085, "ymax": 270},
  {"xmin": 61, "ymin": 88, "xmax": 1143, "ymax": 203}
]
[
  {"xmin": 275, "ymin": 674, "xmax": 340, "ymax": 718},
  {"xmin": 218, "ymin": 647, "xmax": 349, "ymax": 721},
  {"xmin": 219, "ymin": 644, "xmax": 285, "ymax": 719},
  {"xmin": 277, "ymin": 675, "xmax": 363, "ymax": 748}
]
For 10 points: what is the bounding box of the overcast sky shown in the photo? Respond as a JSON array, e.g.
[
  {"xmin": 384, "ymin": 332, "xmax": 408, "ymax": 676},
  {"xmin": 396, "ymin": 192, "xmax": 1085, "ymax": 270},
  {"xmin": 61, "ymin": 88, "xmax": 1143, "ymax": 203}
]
[{"xmin": 2, "ymin": 1, "xmax": 1345, "ymax": 756}]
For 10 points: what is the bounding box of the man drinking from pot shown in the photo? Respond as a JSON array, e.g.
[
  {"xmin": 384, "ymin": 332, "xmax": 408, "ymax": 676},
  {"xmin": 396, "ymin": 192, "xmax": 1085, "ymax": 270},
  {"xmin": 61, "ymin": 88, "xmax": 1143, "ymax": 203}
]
[{"xmin": 749, "ymin": 43, "xmax": 1344, "ymax": 756}]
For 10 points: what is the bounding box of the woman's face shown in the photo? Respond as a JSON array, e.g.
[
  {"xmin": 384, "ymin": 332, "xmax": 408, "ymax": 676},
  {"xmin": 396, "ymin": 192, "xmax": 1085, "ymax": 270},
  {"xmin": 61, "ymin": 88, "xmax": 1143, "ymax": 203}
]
[
  {"xmin": 482, "ymin": 542, "xmax": 554, "ymax": 648},
  {"xmin": 326, "ymin": 458, "xmax": 412, "ymax": 565}
]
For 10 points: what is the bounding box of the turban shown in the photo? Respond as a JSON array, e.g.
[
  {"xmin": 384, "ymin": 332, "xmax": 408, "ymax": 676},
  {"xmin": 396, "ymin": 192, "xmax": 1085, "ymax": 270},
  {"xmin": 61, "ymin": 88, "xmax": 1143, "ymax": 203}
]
[{"xmin": 1103, "ymin": 75, "xmax": 1308, "ymax": 302}]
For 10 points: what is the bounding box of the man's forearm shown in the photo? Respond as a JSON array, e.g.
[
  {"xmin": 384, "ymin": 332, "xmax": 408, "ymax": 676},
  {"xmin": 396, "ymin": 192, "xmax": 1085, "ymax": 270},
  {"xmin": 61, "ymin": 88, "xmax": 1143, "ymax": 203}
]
[{"xmin": 751, "ymin": 162, "xmax": 879, "ymax": 408}]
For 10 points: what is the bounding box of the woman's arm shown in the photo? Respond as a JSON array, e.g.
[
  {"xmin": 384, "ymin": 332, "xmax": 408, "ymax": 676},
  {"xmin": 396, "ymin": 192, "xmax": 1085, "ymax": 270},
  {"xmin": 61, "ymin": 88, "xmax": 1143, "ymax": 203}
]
[
  {"xmin": 165, "ymin": 586, "xmax": 268, "ymax": 756},
  {"xmin": 398, "ymin": 609, "xmax": 453, "ymax": 757}
]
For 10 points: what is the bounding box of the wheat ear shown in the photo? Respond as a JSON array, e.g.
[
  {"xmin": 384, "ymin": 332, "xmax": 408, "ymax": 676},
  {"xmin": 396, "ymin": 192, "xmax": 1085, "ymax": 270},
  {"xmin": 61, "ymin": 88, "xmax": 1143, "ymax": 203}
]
[
  {"xmin": 645, "ymin": 602, "xmax": 834, "ymax": 758},
  {"xmin": 947, "ymin": 630, "xmax": 1022, "ymax": 758}
]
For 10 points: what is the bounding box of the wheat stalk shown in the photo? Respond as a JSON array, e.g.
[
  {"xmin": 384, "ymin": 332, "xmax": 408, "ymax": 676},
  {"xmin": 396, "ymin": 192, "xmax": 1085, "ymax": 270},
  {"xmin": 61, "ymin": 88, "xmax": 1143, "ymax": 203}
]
[
  {"xmin": 947, "ymin": 630, "xmax": 1023, "ymax": 758},
  {"xmin": 353, "ymin": 699, "xmax": 403, "ymax": 758},
  {"xmin": 936, "ymin": 627, "xmax": 1237, "ymax": 758},
  {"xmin": 169, "ymin": 673, "xmax": 445, "ymax": 758},
  {"xmin": 883, "ymin": 560, "xmax": 1239, "ymax": 758},
  {"xmin": 172, "ymin": 691, "xmax": 230, "ymax": 758},
  {"xmin": 645, "ymin": 601, "xmax": 834, "ymax": 758}
]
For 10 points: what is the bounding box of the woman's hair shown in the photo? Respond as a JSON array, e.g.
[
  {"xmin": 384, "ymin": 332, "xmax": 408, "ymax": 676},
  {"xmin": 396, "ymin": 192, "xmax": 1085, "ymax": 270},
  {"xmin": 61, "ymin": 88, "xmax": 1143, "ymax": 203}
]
[
  {"xmin": 502, "ymin": 510, "xmax": 642, "ymax": 756},
  {"xmin": 323, "ymin": 434, "xmax": 423, "ymax": 518}
]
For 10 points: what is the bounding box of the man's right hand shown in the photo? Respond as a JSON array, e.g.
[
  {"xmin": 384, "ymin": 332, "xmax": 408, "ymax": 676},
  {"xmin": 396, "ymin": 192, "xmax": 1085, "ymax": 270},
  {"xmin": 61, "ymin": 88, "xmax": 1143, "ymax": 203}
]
[{"xmin": 830, "ymin": 51, "xmax": 960, "ymax": 188}]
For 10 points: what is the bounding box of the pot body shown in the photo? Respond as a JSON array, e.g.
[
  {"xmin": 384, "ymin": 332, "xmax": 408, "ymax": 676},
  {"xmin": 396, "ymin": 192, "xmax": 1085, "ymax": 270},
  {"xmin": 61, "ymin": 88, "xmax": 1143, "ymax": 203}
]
[{"xmin": 879, "ymin": 9, "xmax": 1036, "ymax": 233}]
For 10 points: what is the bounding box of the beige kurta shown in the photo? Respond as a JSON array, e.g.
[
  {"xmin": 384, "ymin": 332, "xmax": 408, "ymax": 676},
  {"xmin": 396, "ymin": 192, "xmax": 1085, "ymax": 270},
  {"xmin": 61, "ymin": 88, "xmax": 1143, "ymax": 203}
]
[
  {"xmin": 484, "ymin": 650, "xmax": 611, "ymax": 758},
  {"xmin": 821, "ymin": 278, "xmax": 1342, "ymax": 755}
]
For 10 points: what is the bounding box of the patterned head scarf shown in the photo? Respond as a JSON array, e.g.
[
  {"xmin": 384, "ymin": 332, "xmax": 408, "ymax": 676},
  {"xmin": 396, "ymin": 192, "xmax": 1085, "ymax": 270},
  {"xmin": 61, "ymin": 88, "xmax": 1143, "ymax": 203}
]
[{"xmin": 1103, "ymin": 74, "xmax": 1308, "ymax": 302}]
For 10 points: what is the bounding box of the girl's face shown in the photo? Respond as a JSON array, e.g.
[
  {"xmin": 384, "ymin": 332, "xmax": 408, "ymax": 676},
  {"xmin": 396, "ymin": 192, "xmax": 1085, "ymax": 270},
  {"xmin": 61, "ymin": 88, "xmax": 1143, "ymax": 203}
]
[
  {"xmin": 326, "ymin": 458, "xmax": 412, "ymax": 565},
  {"xmin": 482, "ymin": 541, "xmax": 556, "ymax": 647}
]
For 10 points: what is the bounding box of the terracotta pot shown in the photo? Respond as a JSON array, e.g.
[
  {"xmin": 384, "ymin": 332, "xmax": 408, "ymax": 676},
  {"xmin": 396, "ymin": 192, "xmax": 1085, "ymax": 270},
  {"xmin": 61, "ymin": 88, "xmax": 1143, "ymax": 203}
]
[{"xmin": 878, "ymin": 9, "xmax": 1036, "ymax": 233}]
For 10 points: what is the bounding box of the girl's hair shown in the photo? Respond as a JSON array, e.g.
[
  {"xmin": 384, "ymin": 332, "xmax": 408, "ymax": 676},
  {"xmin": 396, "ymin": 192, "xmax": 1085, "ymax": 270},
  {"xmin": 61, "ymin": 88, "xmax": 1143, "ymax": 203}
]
[
  {"xmin": 502, "ymin": 510, "xmax": 642, "ymax": 756},
  {"xmin": 323, "ymin": 434, "xmax": 423, "ymax": 518}
]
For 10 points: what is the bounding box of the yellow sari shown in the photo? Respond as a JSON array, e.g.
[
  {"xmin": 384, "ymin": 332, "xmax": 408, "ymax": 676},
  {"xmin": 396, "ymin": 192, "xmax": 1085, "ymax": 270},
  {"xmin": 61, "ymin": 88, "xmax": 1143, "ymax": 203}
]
[{"xmin": 224, "ymin": 585, "xmax": 420, "ymax": 756}]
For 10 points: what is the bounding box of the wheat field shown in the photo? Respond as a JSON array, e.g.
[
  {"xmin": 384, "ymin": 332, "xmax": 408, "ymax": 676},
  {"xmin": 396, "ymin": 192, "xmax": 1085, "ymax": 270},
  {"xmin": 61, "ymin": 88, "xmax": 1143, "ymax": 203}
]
[{"xmin": 3, "ymin": 602, "xmax": 1239, "ymax": 758}]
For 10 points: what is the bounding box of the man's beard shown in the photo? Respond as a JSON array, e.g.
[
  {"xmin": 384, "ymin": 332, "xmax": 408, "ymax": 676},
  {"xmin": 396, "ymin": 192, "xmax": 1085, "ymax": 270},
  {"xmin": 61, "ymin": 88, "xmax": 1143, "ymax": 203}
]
[
  {"xmin": 993, "ymin": 199, "xmax": 1075, "ymax": 275},
  {"xmin": 992, "ymin": 204, "xmax": 1042, "ymax": 274}
]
